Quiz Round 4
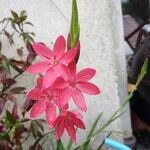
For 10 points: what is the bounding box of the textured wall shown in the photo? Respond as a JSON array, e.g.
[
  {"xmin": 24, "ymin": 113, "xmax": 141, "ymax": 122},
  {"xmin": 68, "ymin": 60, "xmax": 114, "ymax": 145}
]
[{"xmin": 0, "ymin": 0, "xmax": 131, "ymax": 148}]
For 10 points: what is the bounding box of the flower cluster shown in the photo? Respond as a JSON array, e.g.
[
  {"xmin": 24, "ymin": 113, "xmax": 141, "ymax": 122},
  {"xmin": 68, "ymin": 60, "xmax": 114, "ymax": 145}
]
[{"xmin": 26, "ymin": 35, "xmax": 100, "ymax": 142}]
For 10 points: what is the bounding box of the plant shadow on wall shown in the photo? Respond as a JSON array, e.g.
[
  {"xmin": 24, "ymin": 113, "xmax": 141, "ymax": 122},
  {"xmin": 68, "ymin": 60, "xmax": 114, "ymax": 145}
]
[{"xmin": 0, "ymin": 1, "xmax": 148, "ymax": 150}]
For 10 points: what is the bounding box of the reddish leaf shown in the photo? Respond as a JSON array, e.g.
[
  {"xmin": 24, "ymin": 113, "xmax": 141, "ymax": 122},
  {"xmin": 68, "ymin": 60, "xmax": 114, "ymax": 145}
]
[
  {"xmin": 10, "ymin": 87, "xmax": 25, "ymax": 94},
  {"xmin": 17, "ymin": 47, "xmax": 23, "ymax": 58},
  {"xmin": 4, "ymin": 30, "xmax": 14, "ymax": 45},
  {"xmin": 34, "ymin": 120, "xmax": 44, "ymax": 131},
  {"xmin": 0, "ymin": 69, "xmax": 7, "ymax": 85},
  {"xmin": 6, "ymin": 95, "xmax": 16, "ymax": 102},
  {"xmin": 0, "ymin": 40, "xmax": 2, "ymax": 52},
  {"xmin": 5, "ymin": 78, "xmax": 16, "ymax": 87},
  {"xmin": 12, "ymin": 103, "xmax": 18, "ymax": 120},
  {"xmin": 26, "ymin": 42, "xmax": 36, "ymax": 65},
  {"xmin": 9, "ymin": 59, "xmax": 26, "ymax": 72},
  {"xmin": 10, "ymin": 59, "xmax": 26, "ymax": 67},
  {"xmin": 22, "ymin": 99, "xmax": 35, "ymax": 117},
  {"xmin": 0, "ymin": 98, "xmax": 6, "ymax": 114},
  {"xmin": 24, "ymin": 22, "xmax": 34, "ymax": 26},
  {"xmin": 15, "ymin": 125, "xmax": 28, "ymax": 141},
  {"xmin": 0, "ymin": 140, "xmax": 11, "ymax": 150},
  {"xmin": 9, "ymin": 62, "xmax": 23, "ymax": 73},
  {"xmin": 36, "ymin": 144, "xmax": 43, "ymax": 150},
  {"xmin": 26, "ymin": 53, "xmax": 36, "ymax": 65},
  {"xmin": 26, "ymin": 42, "xmax": 35, "ymax": 54}
]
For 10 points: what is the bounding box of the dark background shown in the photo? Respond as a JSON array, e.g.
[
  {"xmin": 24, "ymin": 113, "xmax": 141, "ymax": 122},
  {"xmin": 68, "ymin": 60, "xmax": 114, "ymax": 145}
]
[{"xmin": 122, "ymin": 0, "xmax": 150, "ymax": 23}]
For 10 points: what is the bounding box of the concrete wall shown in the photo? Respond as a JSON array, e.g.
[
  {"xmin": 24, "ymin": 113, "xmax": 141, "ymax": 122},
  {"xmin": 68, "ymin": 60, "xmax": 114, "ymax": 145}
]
[{"xmin": 0, "ymin": 0, "xmax": 132, "ymax": 148}]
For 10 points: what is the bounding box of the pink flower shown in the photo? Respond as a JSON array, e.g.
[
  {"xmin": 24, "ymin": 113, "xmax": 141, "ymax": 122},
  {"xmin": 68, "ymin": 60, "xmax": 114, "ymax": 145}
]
[
  {"xmin": 54, "ymin": 62, "xmax": 100, "ymax": 111},
  {"xmin": 27, "ymin": 78, "xmax": 61, "ymax": 127},
  {"xmin": 27, "ymin": 35, "xmax": 77, "ymax": 88},
  {"xmin": 54, "ymin": 110, "xmax": 85, "ymax": 143}
]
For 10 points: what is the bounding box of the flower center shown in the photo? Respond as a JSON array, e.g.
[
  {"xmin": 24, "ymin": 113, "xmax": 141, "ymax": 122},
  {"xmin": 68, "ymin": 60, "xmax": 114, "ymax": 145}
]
[
  {"xmin": 68, "ymin": 80, "xmax": 76, "ymax": 88},
  {"xmin": 47, "ymin": 94, "xmax": 53, "ymax": 101},
  {"xmin": 53, "ymin": 59, "xmax": 59, "ymax": 66}
]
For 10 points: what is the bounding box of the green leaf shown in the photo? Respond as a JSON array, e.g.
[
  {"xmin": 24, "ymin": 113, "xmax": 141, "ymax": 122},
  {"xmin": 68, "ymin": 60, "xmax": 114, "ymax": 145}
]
[
  {"xmin": 31, "ymin": 121, "xmax": 39, "ymax": 138},
  {"xmin": 56, "ymin": 140, "xmax": 65, "ymax": 150},
  {"xmin": 66, "ymin": 139, "xmax": 73, "ymax": 150},
  {"xmin": 0, "ymin": 18, "xmax": 8, "ymax": 24},
  {"xmin": 1, "ymin": 60, "xmax": 10, "ymax": 73},
  {"xmin": 21, "ymin": 33, "xmax": 34, "ymax": 43},
  {"xmin": 34, "ymin": 119, "xmax": 44, "ymax": 132},
  {"xmin": 9, "ymin": 124, "xmax": 16, "ymax": 141},
  {"xmin": 11, "ymin": 21, "xmax": 17, "ymax": 31},
  {"xmin": 135, "ymin": 58, "xmax": 148, "ymax": 87},
  {"xmin": 74, "ymin": 113, "xmax": 103, "ymax": 150},
  {"xmin": 70, "ymin": 0, "xmax": 80, "ymax": 48},
  {"xmin": 96, "ymin": 132, "xmax": 112, "ymax": 150},
  {"xmin": 20, "ymin": 10, "xmax": 27, "ymax": 17},
  {"xmin": 0, "ymin": 131, "xmax": 9, "ymax": 141},
  {"xmin": 87, "ymin": 112, "xmax": 103, "ymax": 140},
  {"xmin": 82, "ymin": 112, "xmax": 103, "ymax": 149},
  {"xmin": 11, "ymin": 10, "xmax": 20, "ymax": 22},
  {"xmin": 75, "ymin": 111, "xmax": 124, "ymax": 150},
  {"xmin": 4, "ymin": 31, "xmax": 14, "ymax": 46},
  {"xmin": 24, "ymin": 22, "xmax": 34, "ymax": 26},
  {"xmin": 5, "ymin": 110, "xmax": 16, "ymax": 127},
  {"xmin": 20, "ymin": 15, "xmax": 27, "ymax": 22}
]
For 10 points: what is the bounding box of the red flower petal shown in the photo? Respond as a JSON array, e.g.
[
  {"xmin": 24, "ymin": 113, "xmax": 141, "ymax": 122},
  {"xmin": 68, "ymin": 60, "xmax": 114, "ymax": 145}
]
[
  {"xmin": 30, "ymin": 100, "xmax": 46, "ymax": 118},
  {"xmin": 54, "ymin": 116, "xmax": 63, "ymax": 125},
  {"xmin": 57, "ymin": 64, "xmax": 69, "ymax": 81},
  {"xmin": 77, "ymin": 82, "xmax": 100, "ymax": 95},
  {"xmin": 70, "ymin": 116, "xmax": 85, "ymax": 129},
  {"xmin": 26, "ymin": 61, "xmax": 50, "ymax": 74},
  {"xmin": 46, "ymin": 103, "xmax": 56, "ymax": 128},
  {"xmin": 71, "ymin": 89, "xmax": 87, "ymax": 111},
  {"xmin": 55, "ymin": 118, "xmax": 65, "ymax": 140},
  {"xmin": 60, "ymin": 48, "xmax": 77, "ymax": 65},
  {"xmin": 53, "ymin": 36, "xmax": 66, "ymax": 59},
  {"xmin": 76, "ymin": 68, "xmax": 96, "ymax": 81},
  {"xmin": 68, "ymin": 61, "xmax": 76, "ymax": 79},
  {"xmin": 42, "ymin": 68, "xmax": 57, "ymax": 88},
  {"xmin": 66, "ymin": 122, "xmax": 76, "ymax": 143},
  {"xmin": 59, "ymin": 88, "xmax": 71, "ymax": 107},
  {"xmin": 36, "ymin": 77, "xmax": 43, "ymax": 89},
  {"xmin": 27, "ymin": 88, "xmax": 41, "ymax": 100},
  {"xmin": 54, "ymin": 77, "xmax": 68, "ymax": 89},
  {"xmin": 32, "ymin": 43, "xmax": 54, "ymax": 60}
]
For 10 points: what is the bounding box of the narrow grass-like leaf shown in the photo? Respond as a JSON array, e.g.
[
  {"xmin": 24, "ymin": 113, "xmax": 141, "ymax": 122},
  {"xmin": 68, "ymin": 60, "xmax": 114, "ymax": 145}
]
[
  {"xmin": 74, "ymin": 113, "xmax": 103, "ymax": 150},
  {"xmin": 86, "ymin": 112, "xmax": 103, "ymax": 140},
  {"xmin": 66, "ymin": 139, "xmax": 73, "ymax": 150},
  {"xmin": 96, "ymin": 132, "xmax": 112, "ymax": 150},
  {"xmin": 56, "ymin": 140, "xmax": 65, "ymax": 150},
  {"xmin": 135, "ymin": 58, "xmax": 148, "ymax": 87},
  {"xmin": 82, "ymin": 112, "xmax": 103, "ymax": 149},
  {"xmin": 75, "ymin": 110, "xmax": 125, "ymax": 150},
  {"xmin": 32, "ymin": 130, "xmax": 55, "ymax": 149}
]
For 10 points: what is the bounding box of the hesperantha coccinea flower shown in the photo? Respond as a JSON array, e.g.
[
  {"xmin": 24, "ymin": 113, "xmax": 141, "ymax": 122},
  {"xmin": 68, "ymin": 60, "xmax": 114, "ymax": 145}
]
[
  {"xmin": 27, "ymin": 77, "xmax": 63, "ymax": 128},
  {"xmin": 54, "ymin": 61, "xmax": 100, "ymax": 111},
  {"xmin": 27, "ymin": 35, "xmax": 77, "ymax": 88},
  {"xmin": 26, "ymin": 35, "xmax": 100, "ymax": 143},
  {"xmin": 54, "ymin": 109, "xmax": 85, "ymax": 143}
]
